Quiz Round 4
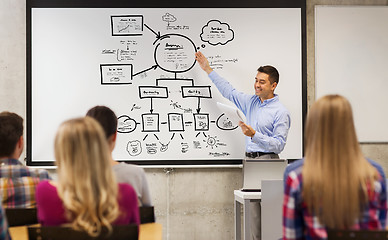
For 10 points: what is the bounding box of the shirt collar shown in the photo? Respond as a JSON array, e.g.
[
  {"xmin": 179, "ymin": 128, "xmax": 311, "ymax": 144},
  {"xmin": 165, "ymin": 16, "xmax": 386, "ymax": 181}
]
[
  {"xmin": 261, "ymin": 94, "xmax": 279, "ymax": 105},
  {"xmin": 0, "ymin": 158, "xmax": 23, "ymax": 166}
]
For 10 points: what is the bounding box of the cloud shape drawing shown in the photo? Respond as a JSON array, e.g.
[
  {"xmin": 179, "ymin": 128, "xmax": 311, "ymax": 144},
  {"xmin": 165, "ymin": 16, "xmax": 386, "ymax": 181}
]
[
  {"xmin": 200, "ymin": 20, "xmax": 234, "ymax": 46},
  {"xmin": 162, "ymin": 13, "xmax": 177, "ymax": 23},
  {"xmin": 117, "ymin": 115, "xmax": 137, "ymax": 133}
]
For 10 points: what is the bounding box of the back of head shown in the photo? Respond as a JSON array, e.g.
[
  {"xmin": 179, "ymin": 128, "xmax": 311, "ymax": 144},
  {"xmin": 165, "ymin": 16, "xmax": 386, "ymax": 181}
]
[
  {"xmin": 257, "ymin": 65, "xmax": 279, "ymax": 84},
  {"xmin": 302, "ymin": 94, "xmax": 377, "ymax": 228},
  {"xmin": 0, "ymin": 112, "xmax": 23, "ymax": 158},
  {"xmin": 54, "ymin": 117, "xmax": 119, "ymax": 236},
  {"xmin": 304, "ymin": 94, "xmax": 359, "ymax": 156},
  {"xmin": 86, "ymin": 106, "xmax": 117, "ymax": 139}
]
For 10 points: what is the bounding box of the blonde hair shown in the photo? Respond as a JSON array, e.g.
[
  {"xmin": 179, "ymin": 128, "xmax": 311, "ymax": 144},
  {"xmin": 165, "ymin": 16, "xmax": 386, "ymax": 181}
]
[
  {"xmin": 302, "ymin": 95, "xmax": 377, "ymax": 229},
  {"xmin": 54, "ymin": 117, "xmax": 119, "ymax": 236}
]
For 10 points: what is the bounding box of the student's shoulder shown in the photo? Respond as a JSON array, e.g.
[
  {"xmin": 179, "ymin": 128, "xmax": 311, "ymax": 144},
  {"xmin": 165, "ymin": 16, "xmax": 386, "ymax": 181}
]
[
  {"xmin": 118, "ymin": 183, "xmax": 138, "ymax": 200},
  {"xmin": 36, "ymin": 180, "xmax": 58, "ymax": 197},
  {"xmin": 285, "ymin": 159, "xmax": 304, "ymax": 174},
  {"xmin": 283, "ymin": 159, "xmax": 304, "ymax": 182},
  {"xmin": 366, "ymin": 158, "xmax": 386, "ymax": 179},
  {"xmin": 118, "ymin": 183, "xmax": 137, "ymax": 194},
  {"xmin": 15, "ymin": 165, "xmax": 52, "ymax": 179},
  {"xmin": 114, "ymin": 162, "xmax": 145, "ymax": 174}
]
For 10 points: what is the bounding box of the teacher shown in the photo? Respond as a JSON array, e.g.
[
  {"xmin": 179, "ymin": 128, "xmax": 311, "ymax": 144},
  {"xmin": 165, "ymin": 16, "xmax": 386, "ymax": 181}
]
[{"xmin": 195, "ymin": 51, "xmax": 291, "ymax": 240}]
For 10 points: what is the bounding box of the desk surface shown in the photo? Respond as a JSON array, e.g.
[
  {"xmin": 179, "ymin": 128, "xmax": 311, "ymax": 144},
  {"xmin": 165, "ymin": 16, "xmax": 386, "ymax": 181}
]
[
  {"xmin": 9, "ymin": 223, "xmax": 162, "ymax": 240},
  {"xmin": 234, "ymin": 190, "xmax": 261, "ymax": 201}
]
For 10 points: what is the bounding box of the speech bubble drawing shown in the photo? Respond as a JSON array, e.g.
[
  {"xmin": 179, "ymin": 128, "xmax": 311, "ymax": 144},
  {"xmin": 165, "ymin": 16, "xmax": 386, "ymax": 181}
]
[{"xmin": 200, "ymin": 20, "xmax": 234, "ymax": 46}]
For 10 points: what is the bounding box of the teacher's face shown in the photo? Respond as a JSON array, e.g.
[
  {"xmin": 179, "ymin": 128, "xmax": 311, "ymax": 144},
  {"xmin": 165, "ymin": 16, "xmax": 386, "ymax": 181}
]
[{"xmin": 254, "ymin": 72, "xmax": 277, "ymax": 101}]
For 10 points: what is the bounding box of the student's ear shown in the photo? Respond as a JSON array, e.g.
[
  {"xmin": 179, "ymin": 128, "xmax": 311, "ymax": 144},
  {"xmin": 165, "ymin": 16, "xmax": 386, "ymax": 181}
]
[
  {"xmin": 16, "ymin": 135, "xmax": 24, "ymax": 157},
  {"xmin": 18, "ymin": 136, "xmax": 24, "ymax": 149},
  {"xmin": 112, "ymin": 131, "xmax": 117, "ymax": 142}
]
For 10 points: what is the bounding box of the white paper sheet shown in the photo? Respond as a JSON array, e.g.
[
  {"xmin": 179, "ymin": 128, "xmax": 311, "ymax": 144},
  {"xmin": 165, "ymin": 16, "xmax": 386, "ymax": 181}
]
[{"xmin": 216, "ymin": 102, "xmax": 245, "ymax": 125}]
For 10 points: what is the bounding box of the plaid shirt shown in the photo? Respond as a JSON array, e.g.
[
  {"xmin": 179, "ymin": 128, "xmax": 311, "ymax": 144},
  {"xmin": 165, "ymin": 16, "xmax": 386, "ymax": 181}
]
[
  {"xmin": 283, "ymin": 160, "xmax": 387, "ymax": 240},
  {"xmin": 0, "ymin": 159, "xmax": 51, "ymax": 208},
  {"xmin": 0, "ymin": 204, "xmax": 10, "ymax": 240}
]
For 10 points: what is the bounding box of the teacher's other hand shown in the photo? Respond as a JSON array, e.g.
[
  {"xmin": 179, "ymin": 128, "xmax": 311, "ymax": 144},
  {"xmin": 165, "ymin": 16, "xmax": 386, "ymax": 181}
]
[{"xmin": 238, "ymin": 121, "xmax": 256, "ymax": 137}]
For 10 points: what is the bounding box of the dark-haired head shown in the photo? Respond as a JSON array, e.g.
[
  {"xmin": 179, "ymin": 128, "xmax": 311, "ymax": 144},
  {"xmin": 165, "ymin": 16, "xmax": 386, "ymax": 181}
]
[
  {"xmin": 0, "ymin": 112, "xmax": 23, "ymax": 158},
  {"xmin": 257, "ymin": 65, "xmax": 279, "ymax": 84},
  {"xmin": 86, "ymin": 106, "xmax": 117, "ymax": 139}
]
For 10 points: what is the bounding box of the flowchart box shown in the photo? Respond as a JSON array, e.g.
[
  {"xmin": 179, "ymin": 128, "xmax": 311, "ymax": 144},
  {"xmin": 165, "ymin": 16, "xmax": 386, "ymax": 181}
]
[
  {"xmin": 194, "ymin": 113, "xmax": 209, "ymax": 131},
  {"xmin": 181, "ymin": 86, "xmax": 212, "ymax": 98},
  {"xmin": 139, "ymin": 86, "xmax": 168, "ymax": 99},
  {"xmin": 142, "ymin": 113, "xmax": 159, "ymax": 132},
  {"xmin": 100, "ymin": 64, "xmax": 133, "ymax": 84},
  {"xmin": 168, "ymin": 113, "xmax": 184, "ymax": 132},
  {"xmin": 111, "ymin": 15, "xmax": 143, "ymax": 36}
]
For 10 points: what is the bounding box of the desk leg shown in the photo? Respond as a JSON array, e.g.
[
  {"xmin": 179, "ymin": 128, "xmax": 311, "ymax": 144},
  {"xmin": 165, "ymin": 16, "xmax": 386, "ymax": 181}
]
[
  {"xmin": 235, "ymin": 199, "xmax": 241, "ymax": 240},
  {"xmin": 243, "ymin": 199, "xmax": 250, "ymax": 240}
]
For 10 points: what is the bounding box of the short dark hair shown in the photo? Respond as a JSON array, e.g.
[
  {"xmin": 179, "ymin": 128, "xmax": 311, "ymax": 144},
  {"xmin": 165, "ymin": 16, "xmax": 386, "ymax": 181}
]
[
  {"xmin": 257, "ymin": 65, "xmax": 279, "ymax": 84},
  {"xmin": 0, "ymin": 111, "xmax": 23, "ymax": 157},
  {"xmin": 86, "ymin": 106, "xmax": 117, "ymax": 139}
]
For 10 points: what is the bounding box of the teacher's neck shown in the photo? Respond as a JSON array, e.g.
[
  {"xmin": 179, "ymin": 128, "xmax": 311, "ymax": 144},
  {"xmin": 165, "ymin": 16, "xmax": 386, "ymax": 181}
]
[{"xmin": 260, "ymin": 94, "xmax": 275, "ymax": 102}]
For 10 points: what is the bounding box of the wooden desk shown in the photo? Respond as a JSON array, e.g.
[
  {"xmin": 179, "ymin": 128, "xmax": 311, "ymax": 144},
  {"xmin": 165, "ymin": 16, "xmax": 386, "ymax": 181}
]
[
  {"xmin": 9, "ymin": 223, "xmax": 162, "ymax": 240},
  {"xmin": 139, "ymin": 223, "xmax": 162, "ymax": 240}
]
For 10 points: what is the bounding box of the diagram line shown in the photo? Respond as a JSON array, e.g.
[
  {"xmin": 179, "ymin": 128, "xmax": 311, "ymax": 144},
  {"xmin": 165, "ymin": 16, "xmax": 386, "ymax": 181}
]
[
  {"xmin": 133, "ymin": 65, "xmax": 157, "ymax": 77},
  {"xmin": 154, "ymin": 134, "xmax": 159, "ymax": 140},
  {"xmin": 144, "ymin": 23, "xmax": 161, "ymax": 38}
]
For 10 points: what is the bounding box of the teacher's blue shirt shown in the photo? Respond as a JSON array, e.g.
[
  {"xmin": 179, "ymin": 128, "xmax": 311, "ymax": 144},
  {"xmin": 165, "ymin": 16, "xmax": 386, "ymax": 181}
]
[{"xmin": 208, "ymin": 71, "xmax": 291, "ymax": 154}]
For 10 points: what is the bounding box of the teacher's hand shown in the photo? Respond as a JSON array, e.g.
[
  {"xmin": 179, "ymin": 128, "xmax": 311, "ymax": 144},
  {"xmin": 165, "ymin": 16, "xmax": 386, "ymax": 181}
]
[
  {"xmin": 195, "ymin": 51, "xmax": 213, "ymax": 74},
  {"xmin": 238, "ymin": 121, "xmax": 256, "ymax": 137}
]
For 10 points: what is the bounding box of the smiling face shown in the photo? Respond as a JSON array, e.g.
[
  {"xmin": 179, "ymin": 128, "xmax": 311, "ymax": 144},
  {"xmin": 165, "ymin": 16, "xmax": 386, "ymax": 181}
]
[{"xmin": 254, "ymin": 72, "xmax": 277, "ymax": 101}]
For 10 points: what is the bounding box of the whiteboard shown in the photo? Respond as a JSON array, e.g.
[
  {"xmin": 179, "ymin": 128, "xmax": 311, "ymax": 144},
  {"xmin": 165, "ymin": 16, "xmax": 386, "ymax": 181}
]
[
  {"xmin": 28, "ymin": 7, "xmax": 303, "ymax": 165},
  {"xmin": 315, "ymin": 6, "xmax": 388, "ymax": 142}
]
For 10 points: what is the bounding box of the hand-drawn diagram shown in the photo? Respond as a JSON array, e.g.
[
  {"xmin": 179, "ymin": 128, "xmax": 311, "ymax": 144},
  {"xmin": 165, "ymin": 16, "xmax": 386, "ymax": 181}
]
[{"xmin": 102, "ymin": 13, "xmax": 239, "ymax": 158}]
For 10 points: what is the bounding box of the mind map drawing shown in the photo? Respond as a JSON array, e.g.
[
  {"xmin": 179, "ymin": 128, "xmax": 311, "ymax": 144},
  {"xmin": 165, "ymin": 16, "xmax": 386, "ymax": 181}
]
[{"xmin": 101, "ymin": 13, "xmax": 239, "ymax": 158}]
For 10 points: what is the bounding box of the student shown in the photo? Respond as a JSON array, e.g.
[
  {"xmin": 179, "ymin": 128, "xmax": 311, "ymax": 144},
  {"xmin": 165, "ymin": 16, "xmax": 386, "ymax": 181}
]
[
  {"xmin": 35, "ymin": 117, "xmax": 140, "ymax": 237},
  {"xmin": 196, "ymin": 51, "xmax": 291, "ymax": 240},
  {"xmin": 86, "ymin": 106, "xmax": 152, "ymax": 207},
  {"xmin": 0, "ymin": 111, "xmax": 51, "ymax": 208},
  {"xmin": 283, "ymin": 95, "xmax": 387, "ymax": 240}
]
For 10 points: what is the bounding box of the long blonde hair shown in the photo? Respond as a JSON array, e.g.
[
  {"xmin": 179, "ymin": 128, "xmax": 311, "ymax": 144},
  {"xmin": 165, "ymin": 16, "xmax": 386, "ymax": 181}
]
[
  {"xmin": 302, "ymin": 95, "xmax": 377, "ymax": 228},
  {"xmin": 54, "ymin": 117, "xmax": 119, "ymax": 236}
]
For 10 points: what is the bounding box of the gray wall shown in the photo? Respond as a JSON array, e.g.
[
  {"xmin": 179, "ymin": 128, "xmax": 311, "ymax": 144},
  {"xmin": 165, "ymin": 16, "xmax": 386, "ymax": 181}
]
[{"xmin": 1, "ymin": 0, "xmax": 387, "ymax": 239}]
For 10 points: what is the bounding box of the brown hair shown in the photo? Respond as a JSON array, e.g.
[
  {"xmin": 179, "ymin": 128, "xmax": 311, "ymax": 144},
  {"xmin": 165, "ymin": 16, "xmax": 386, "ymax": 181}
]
[
  {"xmin": 86, "ymin": 106, "xmax": 117, "ymax": 139},
  {"xmin": 302, "ymin": 95, "xmax": 377, "ymax": 228},
  {"xmin": 0, "ymin": 112, "xmax": 23, "ymax": 157},
  {"xmin": 257, "ymin": 65, "xmax": 279, "ymax": 84}
]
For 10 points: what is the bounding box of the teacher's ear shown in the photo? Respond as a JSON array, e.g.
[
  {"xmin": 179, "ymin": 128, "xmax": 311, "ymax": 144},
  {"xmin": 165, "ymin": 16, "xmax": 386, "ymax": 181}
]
[{"xmin": 271, "ymin": 82, "xmax": 278, "ymax": 91}]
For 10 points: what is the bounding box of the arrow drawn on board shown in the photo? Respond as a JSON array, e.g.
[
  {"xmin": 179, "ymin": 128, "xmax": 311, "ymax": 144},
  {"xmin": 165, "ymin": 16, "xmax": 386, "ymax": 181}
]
[
  {"xmin": 133, "ymin": 65, "xmax": 158, "ymax": 77},
  {"xmin": 144, "ymin": 24, "xmax": 161, "ymax": 39},
  {"xmin": 196, "ymin": 98, "xmax": 201, "ymax": 113},
  {"xmin": 150, "ymin": 98, "xmax": 154, "ymax": 113}
]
